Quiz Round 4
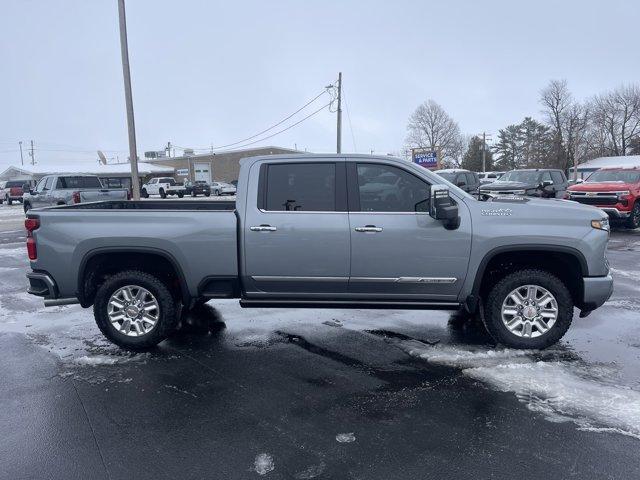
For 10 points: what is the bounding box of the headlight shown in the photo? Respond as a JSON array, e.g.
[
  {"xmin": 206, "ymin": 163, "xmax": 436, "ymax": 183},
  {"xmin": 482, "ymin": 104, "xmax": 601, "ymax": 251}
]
[
  {"xmin": 616, "ymin": 190, "xmax": 631, "ymax": 200},
  {"xmin": 591, "ymin": 218, "xmax": 610, "ymax": 232}
]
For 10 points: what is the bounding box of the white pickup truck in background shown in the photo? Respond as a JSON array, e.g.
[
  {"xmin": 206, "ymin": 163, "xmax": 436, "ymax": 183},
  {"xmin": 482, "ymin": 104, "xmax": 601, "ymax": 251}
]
[{"xmin": 141, "ymin": 177, "xmax": 186, "ymax": 198}]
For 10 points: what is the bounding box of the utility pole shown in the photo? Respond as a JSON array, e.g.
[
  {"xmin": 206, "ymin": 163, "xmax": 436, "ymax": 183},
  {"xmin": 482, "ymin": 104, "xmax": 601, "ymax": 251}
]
[
  {"xmin": 117, "ymin": 0, "xmax": 141, "ymax": 200},
  {"xmin": 18, "ymin": 141, "xmax": 24, "ymax": 166},
  {"xmin": 29, "ymin": 140, "xmax": 35, "ymax": 165},
  {"xmin": 166, "ymin": 141, "xmax": 172, "ymax": 157},
  {"xmin": 482, "ymin": 132, "xmax": 486, "ymax": 173},
  {"xmin": 336, "ymin": 72, "xmax": 342, "ymax": 154}
]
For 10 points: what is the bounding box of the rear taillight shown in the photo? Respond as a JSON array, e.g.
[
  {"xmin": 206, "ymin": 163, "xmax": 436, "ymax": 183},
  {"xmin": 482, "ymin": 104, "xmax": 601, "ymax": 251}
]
[
  {"xmin": 25, "ymin": 217, "xmax": 40, "ymax": 260},
  {"xmin": 72, "ymin": 191, "xmax": 81, "ymax": 204}
]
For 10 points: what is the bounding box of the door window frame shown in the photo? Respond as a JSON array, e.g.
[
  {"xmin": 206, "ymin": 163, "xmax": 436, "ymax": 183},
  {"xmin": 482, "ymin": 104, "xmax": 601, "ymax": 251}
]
[
  {"xmin": 257, "ymin": 161, "xmax": 347, "ymax": 213},
  {"xmin": 346, "ymin": 161, "xmax": 433, "ymax": 214}
]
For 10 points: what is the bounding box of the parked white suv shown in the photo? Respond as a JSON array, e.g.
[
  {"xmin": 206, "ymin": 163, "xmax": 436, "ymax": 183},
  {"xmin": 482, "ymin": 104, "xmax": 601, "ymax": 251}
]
[{"xmin": 141, "ymin": 177, "xmax": 186, "ymax": 199}]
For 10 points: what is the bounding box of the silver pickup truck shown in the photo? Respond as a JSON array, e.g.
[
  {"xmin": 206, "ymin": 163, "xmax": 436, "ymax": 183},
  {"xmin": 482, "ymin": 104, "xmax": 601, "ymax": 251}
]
[
  {"xmin": 22, "ymin": 174, "xmax": 129, "ymax": 213},
  {"xmin": 25, "ymin": 154, "xmax": 613, "ymax": 350}
]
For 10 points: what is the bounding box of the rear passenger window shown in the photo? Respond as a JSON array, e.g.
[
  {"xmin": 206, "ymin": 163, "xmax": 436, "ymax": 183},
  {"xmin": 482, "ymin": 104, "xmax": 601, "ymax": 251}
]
[{"xmin": 265, "ymin": 163, "xmax": 336, "ymax": 211}]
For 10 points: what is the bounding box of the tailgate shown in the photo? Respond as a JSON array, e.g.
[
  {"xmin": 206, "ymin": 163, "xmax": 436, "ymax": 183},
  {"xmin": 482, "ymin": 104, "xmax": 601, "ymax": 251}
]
[{"xmin": 79, "ymin": 189, "xmax": 128, "ymax": 202}]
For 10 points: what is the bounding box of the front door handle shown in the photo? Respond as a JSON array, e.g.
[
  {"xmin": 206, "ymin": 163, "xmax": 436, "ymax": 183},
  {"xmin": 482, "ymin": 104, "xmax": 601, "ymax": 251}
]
[
  {"xmin": 250, "ymin": 225, "xmax": 277, "ymax": 232},
  {"xmin": 355, "ymin": 225, "xmax": 383, "ymax": 233}
]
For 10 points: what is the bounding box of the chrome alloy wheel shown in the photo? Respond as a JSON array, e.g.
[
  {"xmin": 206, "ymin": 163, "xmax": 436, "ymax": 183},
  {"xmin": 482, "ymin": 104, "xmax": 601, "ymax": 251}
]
[
  {"xmin": 107, "ymin": 285, "xmax": 160, "ymax": 337},
  {"xmin": 500, "ymin": 284, "xmax": 558, "ymax": 338}
]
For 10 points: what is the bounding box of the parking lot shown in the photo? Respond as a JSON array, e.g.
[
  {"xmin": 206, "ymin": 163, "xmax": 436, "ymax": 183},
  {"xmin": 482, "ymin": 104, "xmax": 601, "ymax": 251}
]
[{"xmin": 0, "ymin": 201, "xmax": 639, "ymax": 479}]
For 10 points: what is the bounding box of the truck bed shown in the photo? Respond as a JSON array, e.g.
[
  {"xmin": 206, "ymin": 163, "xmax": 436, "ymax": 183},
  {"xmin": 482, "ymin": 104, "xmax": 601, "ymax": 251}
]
[
  {"xmin": 28, "ymin": 200, "xmax": 239, "ymax": 303},
  {"xmin": 53, "ymin": 200, "xmax": 236, "ymax": 211}
]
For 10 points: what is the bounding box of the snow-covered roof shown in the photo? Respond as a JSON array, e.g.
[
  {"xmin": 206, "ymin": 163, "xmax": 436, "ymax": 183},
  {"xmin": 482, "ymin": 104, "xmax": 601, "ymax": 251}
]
[
  {"xmin": 0, "ymin": 161, "xmax": 173, "ymax": 178},
  {"xmin": 573, "ymin": 155, "xmax": 640, "ymax": 171}
]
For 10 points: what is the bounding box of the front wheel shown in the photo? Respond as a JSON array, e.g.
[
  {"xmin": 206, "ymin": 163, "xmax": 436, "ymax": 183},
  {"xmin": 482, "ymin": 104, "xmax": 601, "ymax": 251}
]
[
  {"xmin": 482, "ymin": 269, "xmax": 573, "ymax": 349},
  {"xmin": 159, "ymin": 188, "xmax": 166, "ymax": 199},
  {"xmin": 141, "ymin": 189, "xmax": 149, "ymax": 198},
  {"xmin": 213, "ymin": 189, "xmax": 220, "ymax": 196},
  {"xmin": 625, "ymin": 202, "xmax": 640, "ymax": 229},
  {"xmin": 93, "ymin": 270, "xmax": 179, "ymax": 350},
  {"xmin": 177, "ymin": 191, "xmax": 184, "ymax": 198}
]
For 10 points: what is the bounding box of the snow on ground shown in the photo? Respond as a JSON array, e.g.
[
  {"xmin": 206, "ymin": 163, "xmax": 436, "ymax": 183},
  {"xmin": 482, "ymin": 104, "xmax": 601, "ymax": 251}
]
[{"xmin": 398, "ymin": 342, "xmax": 640, "ymax": 440}]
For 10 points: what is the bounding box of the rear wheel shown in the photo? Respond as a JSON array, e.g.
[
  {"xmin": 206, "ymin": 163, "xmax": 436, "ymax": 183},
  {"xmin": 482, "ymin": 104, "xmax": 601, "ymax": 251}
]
[
  {"xmin": 625, "ymin": 201, "xmax": 640, "ymax": 229},
  {"xmin": 93, "ymin": 270, "xmax": 179, "ymax": 350},
  {"xmin": 159, "ymin": 188, "xmax": 166, "ymax": 199},
  {"xmin": 483, "ymin": 269, "xmax": 573, "ymax": 349},
  {"xmin": 7, "ymin": 196, "xmax": 13, "ymax": 205},
  {"xmin": 204, "ymin": 191, "xmax": 211, "ymax": 197},
  {"xmin": 177, "ymin": 191, "xmax": 184, "ymax": 198},
  {"xmin": 141, "ymin": 189, "xmax": 149, "ymax": 198},
  {"xmin": 23, "ymin": 202, "xmax": 31, "ymax": 214}
]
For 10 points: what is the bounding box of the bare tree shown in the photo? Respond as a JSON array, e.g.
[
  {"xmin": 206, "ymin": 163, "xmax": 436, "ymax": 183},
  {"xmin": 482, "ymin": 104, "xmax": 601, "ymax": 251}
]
[
  {"xmin": 589, "ymin": 84, "xmax": 640, "ymax": 156},
  {"xmin": 405, "ymin": 99, "xmax": 463, "ymax": 166},
  {"xmin": 540, "ymin": 79, "xmax": 589, "ymax": 177}
]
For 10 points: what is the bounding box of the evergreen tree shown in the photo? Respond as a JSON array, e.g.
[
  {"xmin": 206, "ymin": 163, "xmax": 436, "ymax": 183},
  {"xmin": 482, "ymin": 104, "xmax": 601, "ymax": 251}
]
[{"xmin": 461, "ymin": 136, "xmax": 493, "ymax": 171}]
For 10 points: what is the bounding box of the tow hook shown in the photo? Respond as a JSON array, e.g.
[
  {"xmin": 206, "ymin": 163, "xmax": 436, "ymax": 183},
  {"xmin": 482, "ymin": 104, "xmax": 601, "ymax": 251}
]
[{"xmin": 579, "ymin": 309, "xmax": 593, "ymax": 318}]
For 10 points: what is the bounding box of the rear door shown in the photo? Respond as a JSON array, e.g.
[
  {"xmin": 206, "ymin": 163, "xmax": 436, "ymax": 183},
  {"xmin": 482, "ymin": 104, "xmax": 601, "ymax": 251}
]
[
  {"xmin": 347, "ymin": 161, "xmax": 472, "ymax": 301},
  {"xmin": 243, "ymin": 160, "xmax": 351, "ymax": 296}
]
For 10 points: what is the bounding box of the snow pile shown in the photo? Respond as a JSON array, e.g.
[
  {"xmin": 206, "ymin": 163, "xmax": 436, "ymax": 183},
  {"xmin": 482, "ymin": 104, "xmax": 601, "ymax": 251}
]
[
  {"xmin": 407, "ymin": 344, "xmax": 640, "ymax": 440},
  {"xmin": 254, "ymin": 453, "xmax": 275, "ymax": 475}
]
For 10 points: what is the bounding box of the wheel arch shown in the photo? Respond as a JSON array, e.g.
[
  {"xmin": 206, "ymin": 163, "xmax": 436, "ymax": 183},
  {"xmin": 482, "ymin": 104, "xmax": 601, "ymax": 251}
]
[
  {"xmin": 466, "ymin": 245, "xmax": 588, "ymax": 312},
  {"xmin": 77, "ymin": 247, "xmax": 191, "ymax": 308}
]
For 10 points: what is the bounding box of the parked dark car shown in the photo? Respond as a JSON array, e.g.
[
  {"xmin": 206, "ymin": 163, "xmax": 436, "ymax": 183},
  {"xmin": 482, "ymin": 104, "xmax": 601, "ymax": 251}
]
[
  {"xmin": 479, "ymin": 169, "xmax": 568, "ymax": 199},
  {"xmin": 184, "ymin": 180, "xmax": 211, "ymax": 197},
  {"xmin": 434, "ymin": 169, "xmax": 480, "ymax": 194}
]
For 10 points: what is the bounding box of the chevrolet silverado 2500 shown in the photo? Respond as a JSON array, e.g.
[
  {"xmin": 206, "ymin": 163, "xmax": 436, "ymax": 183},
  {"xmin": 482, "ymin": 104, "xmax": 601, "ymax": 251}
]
[{"xmin": 25, "ymin": 154, "xmax": 613, "ymax": 350}]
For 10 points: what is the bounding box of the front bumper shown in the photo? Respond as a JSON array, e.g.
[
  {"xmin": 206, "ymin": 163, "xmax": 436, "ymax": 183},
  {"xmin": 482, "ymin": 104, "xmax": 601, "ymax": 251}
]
[
  {"xmin": 582, "ymin": 273, "xmax": 614, "ymax": 310},
  {"xmin": 601, "ymin": 208, "xmax": 631, "ymax": 219}
]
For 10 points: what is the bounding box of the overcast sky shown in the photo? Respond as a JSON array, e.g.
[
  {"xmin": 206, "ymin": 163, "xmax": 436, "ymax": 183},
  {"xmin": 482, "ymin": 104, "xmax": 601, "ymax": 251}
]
[{"xmin": 1, "ymin": 0, "xmax": 638, "ymax": 166}]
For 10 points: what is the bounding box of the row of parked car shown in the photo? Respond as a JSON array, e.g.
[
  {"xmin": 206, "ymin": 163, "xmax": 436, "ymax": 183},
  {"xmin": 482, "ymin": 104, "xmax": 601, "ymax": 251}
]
[
  {"xmin": 434, "ymin": 166, "xmax": 640, "ymax": 229},
  {"xmin": 0, "ymin": 175, "xmax": 237, "ymax": 213}
]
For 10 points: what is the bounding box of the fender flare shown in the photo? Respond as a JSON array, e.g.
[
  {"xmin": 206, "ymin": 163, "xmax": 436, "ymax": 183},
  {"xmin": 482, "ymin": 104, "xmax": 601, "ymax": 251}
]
[
  {"xmin": 465, "ymin": 244, "xmax": 588, "ymax": 312},
  {"xmin": 77, "ymin": 246, "xmax": 191, "ymax": 307}
]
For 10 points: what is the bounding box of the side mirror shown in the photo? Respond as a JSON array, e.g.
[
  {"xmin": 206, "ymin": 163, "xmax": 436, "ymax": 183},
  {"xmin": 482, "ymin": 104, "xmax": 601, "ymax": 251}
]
[
  {"xmin": 575, "ymin": 178, "xmax": 584, "ymax": 184},
  {"xmin": 428, "ymin": 185, "xmax": 460, "ymax": 230}
]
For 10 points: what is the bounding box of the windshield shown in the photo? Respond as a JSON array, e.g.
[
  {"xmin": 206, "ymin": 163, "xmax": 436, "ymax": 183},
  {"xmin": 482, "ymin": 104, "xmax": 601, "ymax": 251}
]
[
  {"xmin": 498, "ymin": 171, "xmax": 541, "ymax": 183},
  {"xmin": 436, "ymin": 172, "xmax": 456, "ymax": 182},
  {"xmin": 5, "ymin": 181, "xmax": 24, "ymax": 188},
  {"xmin": 586, "ymin": 170, "xmax": 640, "ymax": 183}
]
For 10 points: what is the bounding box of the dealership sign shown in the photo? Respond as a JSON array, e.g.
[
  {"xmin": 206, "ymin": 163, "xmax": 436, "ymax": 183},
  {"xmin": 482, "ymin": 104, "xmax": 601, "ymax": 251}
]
[
  {"xmin": 412, "ymin": 150, "xmax": 438, "ymax": 170},
  {"xmin": 176, "ymin": 168, "xmax": 189, "ymax": 176}
]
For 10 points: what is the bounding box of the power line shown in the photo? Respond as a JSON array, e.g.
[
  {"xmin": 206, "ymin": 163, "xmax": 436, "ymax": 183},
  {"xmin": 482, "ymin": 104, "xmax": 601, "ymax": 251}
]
[
  {"xmin": 341, "ymin": 84, "xmax": 357, "ymax": 152},
  {"xmin": 188, "ymin": 87, "xmax": 334, "ymax": 152},
  {"xmin": 227, "ymin": 102, "xmax": 332, "ymax": 151}
]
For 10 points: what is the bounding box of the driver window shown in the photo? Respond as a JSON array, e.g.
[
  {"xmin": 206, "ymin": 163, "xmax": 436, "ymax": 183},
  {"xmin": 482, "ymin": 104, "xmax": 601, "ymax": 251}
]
[
  {"xmin": 43, "ymin": 177, "xmax": 54, "ymax": 191},
  {"xmin": 356, "ymin": 163, "xmax": 430, "ymax": 212}
]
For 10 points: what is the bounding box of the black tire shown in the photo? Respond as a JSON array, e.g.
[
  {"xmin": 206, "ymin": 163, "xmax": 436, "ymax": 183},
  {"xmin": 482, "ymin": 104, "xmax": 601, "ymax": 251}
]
[
  {"xmin": 23, "ymin": 202, "xmax": 30, "ymax": 214},
  {"xmin": 204, "ymin": 192, "xmax": 211, "ymax": 197},
  {"xmin": 141, "ymin": 189, "xmax": 149, "ymax": 198},
  {"xmin": 625, "ymin": 201, "xmax": 640, "ymax": 229},
  {"xmin": 213, "ymin": 189, "xmax": 220, "ymax": 196},
  {"xmin": 159, "ymin": 188, "xmax": 166, "ymax": 199},
  {"xmin": 93, "ymin": 270, "xmax": 179, "ymax": 350},
  {"xmin": 177, "ymin": 191, "xmax": 184, "ymax": 198},
  {"xmin": 482, "ymin": 268, "xmax": 573, "ymax": 349}
]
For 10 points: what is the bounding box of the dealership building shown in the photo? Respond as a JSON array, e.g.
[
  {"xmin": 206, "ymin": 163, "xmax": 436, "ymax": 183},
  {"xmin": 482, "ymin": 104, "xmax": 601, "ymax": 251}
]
[{"xmin": 145, "ymin": 146, "xmax": 303, "ymax": 183}]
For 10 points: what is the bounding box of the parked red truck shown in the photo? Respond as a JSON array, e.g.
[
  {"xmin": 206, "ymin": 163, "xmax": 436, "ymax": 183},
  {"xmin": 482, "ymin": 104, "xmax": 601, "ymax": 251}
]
[{"xmin": 567, "ymin": 168, "xmax": 640, "ymax": 229}]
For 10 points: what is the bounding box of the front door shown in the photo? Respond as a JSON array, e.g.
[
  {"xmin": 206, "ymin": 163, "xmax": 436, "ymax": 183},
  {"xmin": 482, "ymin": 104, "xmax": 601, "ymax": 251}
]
[
  {"xmin": 243, "ymin": 161, "xmax": 350, "ymax": 297},
  {"xmin": 348, "ymin": 161, "xmax": 472, "ymax": 301},
  {"xmin": 31, "ymin": 176, "xmax": 54, "ymax": 207}
]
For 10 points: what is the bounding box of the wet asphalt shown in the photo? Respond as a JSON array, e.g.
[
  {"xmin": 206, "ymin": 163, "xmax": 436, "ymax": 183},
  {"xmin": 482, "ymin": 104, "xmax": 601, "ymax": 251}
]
[{"xmin": 0, "ymin": 205, "xmax": 639, "ymax": 480}]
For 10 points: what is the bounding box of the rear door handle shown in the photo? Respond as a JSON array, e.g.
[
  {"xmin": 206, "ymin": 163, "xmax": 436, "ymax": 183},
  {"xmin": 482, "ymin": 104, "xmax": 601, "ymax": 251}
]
[
  {"xmin": 355, "ymin": 225, "xmax": 383, "ymax": 233},
  {"xmin": 250, "ymin": 225, "xmax": 277, "ymax": 232}
]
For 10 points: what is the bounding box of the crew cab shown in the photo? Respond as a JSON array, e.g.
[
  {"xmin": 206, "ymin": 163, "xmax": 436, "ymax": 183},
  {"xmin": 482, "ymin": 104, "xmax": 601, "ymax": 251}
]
[
  {"xmin": 25, "ymin": 154, "xmax": 613, "ymax": 351},
  {"xmin": 479, "ymin": 169, "xmax": 568, "ymax": 199},
  {"xmin": 22, "ymin": 175, "xmax": 129, "ymax": 213},
  {"xmin": 141, "ymin": 177, "xmax": 186, "ymax": 198},
  {"xmin": 566, "ymin": 167, "xmax": 640, "ymax": 229},
  {"xmin": 0, "ymin": 180, "xmax": 26, "ymax": 205}
]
